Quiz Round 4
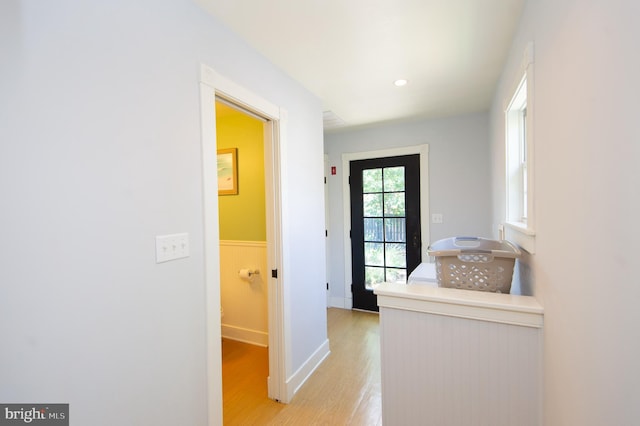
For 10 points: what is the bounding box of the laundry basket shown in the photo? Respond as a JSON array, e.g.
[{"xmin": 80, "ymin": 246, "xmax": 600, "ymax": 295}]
[{"xmin": 427, "ymin": 237, "xmax": 521, "ymax": 293}]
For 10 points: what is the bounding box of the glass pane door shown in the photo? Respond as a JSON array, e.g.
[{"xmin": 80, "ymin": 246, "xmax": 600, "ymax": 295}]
[{"xmin": 350, "ymin": 154, "xmax": 421, "ymax": 311}]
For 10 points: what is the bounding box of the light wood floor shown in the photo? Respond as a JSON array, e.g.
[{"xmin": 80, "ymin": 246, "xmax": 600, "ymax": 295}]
[{"xmin": 222, "ymin": 307, "xmax": 381, "ymax": 425}]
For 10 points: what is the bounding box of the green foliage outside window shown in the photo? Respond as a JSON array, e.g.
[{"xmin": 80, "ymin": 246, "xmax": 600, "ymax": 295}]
[{"xmin": 362, "ymin": 166, "xmax": 408, "ymax": 286}]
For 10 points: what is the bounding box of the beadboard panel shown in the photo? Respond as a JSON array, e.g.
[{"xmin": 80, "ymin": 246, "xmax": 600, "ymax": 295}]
[
  {"xmin": 380, "ymin": 307, "xmax": 542, "ymax": 426},
  {"xmin": 220, "ymin": 240, "xmax": 268, "ymax": 346}
]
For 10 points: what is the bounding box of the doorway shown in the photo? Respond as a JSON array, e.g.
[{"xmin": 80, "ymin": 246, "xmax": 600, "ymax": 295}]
[
  {"xmin": 341, "ymin": 145, "xmax": 431, "ymax": 311},
  {"xmin": 350, "ymin": 155, "xmax": 422, "ymax": 311},
  {"xmin": 216, "ymin": 99, "xmax": 270, "ymax": 411},
  {"xmin": 200, "ymin": 65, "xmax": 287, "ymax": 425}
]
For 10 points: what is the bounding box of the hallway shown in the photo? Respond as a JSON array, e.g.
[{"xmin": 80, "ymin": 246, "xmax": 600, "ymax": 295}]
[{"xmin": 222, "ymin": 308, "xmax": 381, "ymax": 425}]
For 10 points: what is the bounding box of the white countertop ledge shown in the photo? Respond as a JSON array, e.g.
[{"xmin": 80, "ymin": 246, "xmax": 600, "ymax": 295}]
[{"xmin": 374, "ymin": 282, "xmax": 544, "ymax": 328}]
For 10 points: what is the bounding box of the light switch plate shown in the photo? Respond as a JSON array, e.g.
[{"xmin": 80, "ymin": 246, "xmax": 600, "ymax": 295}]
[
  {"xmin": 432, "ymin": 213, "xmax": 443, "ymax": 224},
  {"xmin": 156, "ymin": 233, "xmax": 190, "ymax": 263}
]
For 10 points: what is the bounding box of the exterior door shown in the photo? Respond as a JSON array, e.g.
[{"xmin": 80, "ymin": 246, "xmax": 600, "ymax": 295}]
[{"xmin": 350, "ymin": 154, "xmax": 421, "ymax": 311}]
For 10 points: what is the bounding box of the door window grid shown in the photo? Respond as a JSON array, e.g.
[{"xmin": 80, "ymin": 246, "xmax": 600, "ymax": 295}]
[{"xmin": 362, "ymin": 166, "xmax": 406, "ymax": 288}]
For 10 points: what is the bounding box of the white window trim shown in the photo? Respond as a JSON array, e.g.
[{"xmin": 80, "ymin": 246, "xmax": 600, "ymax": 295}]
[{"xmin": 504, "ymin": 43, "xmax": 535, "ymax": 254}]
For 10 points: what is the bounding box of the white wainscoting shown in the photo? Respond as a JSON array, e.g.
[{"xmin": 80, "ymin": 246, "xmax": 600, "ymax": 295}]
[
  {"xmin": 375, "ymin": 283, "xmax": 543, "ymax": 426},
  {"xmin": 220, "ymin": 240, "xmax": 268, "ymax": 346}
]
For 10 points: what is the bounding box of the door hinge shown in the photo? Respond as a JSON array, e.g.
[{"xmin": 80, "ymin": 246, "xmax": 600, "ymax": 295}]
[
  {"xmin": 326, "ymin": 282, "xmax": 329, "ymax": 290},
  {"xmin": 348, "ymin": 175, "xmax": 351, "ymax": 184},
  {"xmin": 325, "ymin": 229, "xmax": 328, "ymax": 237},
  {"xmin": 271, "ymin": 269, "xmax": 278, "ymax": 278},
  {"xmin": 324, "ymin": 176, "xmax": 327, "ymax": 184},
  {"xmin": 351, "ymin": 284, "xmax": 354, "ymax": 293}
]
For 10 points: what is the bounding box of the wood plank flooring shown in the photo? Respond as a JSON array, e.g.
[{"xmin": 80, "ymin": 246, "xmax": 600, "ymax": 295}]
[{"xmin": 222, "ymin": 307, "xmax": 381, "ymax": 425}]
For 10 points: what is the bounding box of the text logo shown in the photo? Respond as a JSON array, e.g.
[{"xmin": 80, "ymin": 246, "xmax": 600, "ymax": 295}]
[{"xmin": 0, "ymin": 404, "xmax": 68, "ymax": 425}]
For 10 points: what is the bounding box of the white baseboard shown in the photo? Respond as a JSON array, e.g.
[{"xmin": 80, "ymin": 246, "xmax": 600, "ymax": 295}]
[
  {"xmin": 329, "ymin": 297, "xmax": 354, "ymax": 309},
  {"xmin": 285, "ymin": 338, "xmax": 330, "ymax": 402},
  {"xmin": 221, "ymin": 324, "xmax": 268, "ymax": 347},
  {"xmin": 329, "ymin": 296, "xmax": 346, "ymax": 308}
]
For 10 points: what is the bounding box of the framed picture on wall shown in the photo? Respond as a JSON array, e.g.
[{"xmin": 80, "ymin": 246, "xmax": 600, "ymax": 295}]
[{"xmin": 217, "ymin": 148, "xmax": 238, "ymax": 195}]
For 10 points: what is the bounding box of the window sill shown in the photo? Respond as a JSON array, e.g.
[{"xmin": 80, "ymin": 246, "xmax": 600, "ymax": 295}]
[{"xmin": 504, "ymin": 221, "xmax": 536, "ymax": 254}]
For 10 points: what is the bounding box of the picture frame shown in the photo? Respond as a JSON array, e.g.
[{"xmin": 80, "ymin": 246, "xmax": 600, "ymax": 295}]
[{"xmin": 217, "ymin": 148, "xmax": 238, "ymax": 195}]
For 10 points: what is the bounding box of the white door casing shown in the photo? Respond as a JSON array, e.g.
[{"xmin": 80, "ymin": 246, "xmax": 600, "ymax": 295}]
[{"xmin": 200, "ymin": 64, "xmax": 287, "ymax": 425}]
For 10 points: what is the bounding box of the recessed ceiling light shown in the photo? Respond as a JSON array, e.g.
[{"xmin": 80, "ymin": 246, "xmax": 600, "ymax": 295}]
[{"xmin": 394, "ymin": 79, "xmax": 408, "ymax": 87}]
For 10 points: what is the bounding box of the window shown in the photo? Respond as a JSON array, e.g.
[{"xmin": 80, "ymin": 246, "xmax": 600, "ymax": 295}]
[
  {"xmin": 504, "ymin": 43, "xmax": 535, "ymax": 253},
  {"xmin": 506, "ymin": 77, "xmax": 527, "ymax": 224},
  {"xmin": 362, "ymin": 166, "xmax": 408, "ymax": 287}
]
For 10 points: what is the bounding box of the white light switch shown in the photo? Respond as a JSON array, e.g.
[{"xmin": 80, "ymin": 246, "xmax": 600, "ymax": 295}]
[
  {"xmin": 432, "ymin": 213, "xmax": 443, "ymax": 224},
  {"xmin": 156, "ymin": 233, "xmax": 190, "ymax": 263}
]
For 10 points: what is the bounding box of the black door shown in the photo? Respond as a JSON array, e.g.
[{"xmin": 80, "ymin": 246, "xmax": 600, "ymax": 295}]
[{"xmin": 350, "ymin": 155, "xmax": 421, "ymax": 311}]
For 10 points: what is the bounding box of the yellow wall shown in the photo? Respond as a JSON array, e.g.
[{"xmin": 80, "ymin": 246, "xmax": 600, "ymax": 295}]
[{"xmin": 216, "ymin": 102, "xmax": 266, "ymax": 241}]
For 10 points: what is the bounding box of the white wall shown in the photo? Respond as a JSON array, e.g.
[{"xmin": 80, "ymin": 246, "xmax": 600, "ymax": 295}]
[
  {"xmin": 0, "ymin": 1, "xmax": 326, "ymax": 425},
  {"xmin": 324, "ymin": 113, "xmax": 492, "ymax": 304},
  {"xmin": 490, "ymin": 1, "xmax": 640, "ymax": 424}
]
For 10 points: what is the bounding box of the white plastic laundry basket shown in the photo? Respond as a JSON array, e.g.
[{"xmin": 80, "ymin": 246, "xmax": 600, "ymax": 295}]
[{"xmin": 427, "ymin": 237, "xmax": 521, "ymax": 293}]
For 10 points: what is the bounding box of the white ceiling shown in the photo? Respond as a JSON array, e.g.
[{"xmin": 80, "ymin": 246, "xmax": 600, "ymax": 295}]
[{"xmin": 196, "ymin": 0, "xmax": 525, "ymax": 131}]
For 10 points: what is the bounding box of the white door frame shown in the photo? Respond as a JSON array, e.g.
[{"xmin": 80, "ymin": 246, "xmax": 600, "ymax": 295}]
[
  {"xmin": 200, "ymin": 64, "xmax": 287, "ymax": 425},
  {"xmin": 324, "ymin": 154, "xmax": 331, "ymax": 307},
  {"xmin": 341, "ymin": 145, "xmax": 430, "ymax": 309}
]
